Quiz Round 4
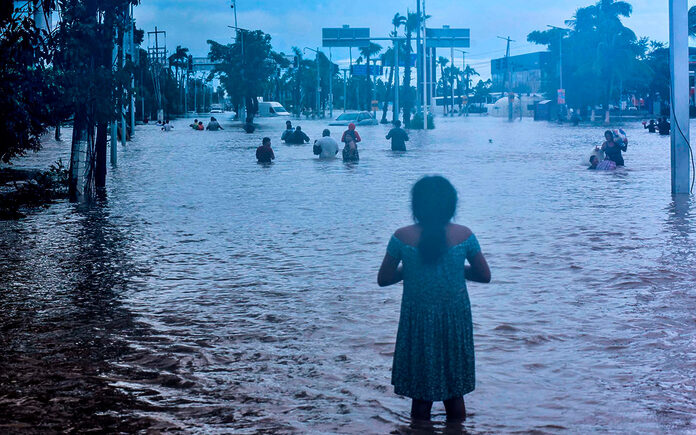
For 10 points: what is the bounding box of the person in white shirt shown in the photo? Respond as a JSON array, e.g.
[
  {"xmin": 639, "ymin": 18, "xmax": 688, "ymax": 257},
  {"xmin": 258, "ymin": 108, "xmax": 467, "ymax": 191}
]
[{"xmin": 313, "ymin": 129, "xmax": 339, "ymax": 159}]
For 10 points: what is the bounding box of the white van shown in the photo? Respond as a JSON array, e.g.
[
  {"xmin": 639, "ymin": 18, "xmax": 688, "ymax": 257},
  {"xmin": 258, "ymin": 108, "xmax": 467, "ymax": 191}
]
[{"xmin": 257, "ymin": 101, "xmax": 291, "ymax": 117}]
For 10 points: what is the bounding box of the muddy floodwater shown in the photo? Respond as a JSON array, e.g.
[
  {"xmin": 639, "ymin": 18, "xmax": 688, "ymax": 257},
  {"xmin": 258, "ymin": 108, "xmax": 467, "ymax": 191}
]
[{"xmin": 1, "ymin": 116, "xmax": 695, "ymax": 433}]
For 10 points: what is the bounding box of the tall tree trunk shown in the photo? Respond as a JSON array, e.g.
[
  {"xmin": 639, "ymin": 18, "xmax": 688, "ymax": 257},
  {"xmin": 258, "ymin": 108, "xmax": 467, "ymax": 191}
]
[
  {"xmin": 69, "ymin": 110, "xmax": 88, "ymax": 202},
  {"xmin": 95, "ymin": 122, "xmax": 107, "ymax": 189},
  {"xmin": 381, "ymin": 61, "xmax": 395, "ymax": 123}
]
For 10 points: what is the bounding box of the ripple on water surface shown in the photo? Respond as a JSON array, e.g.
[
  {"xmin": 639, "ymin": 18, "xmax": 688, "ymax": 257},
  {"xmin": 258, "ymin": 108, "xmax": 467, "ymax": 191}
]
[{"xmin": 1, "ymin": 117, "xmax": 695, "ymax": 433}]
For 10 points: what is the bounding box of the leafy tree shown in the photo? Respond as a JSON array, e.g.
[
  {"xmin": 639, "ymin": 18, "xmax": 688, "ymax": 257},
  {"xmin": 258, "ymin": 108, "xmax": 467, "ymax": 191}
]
[
  {"xmin": 528, "ymin": 0, "xmax": 643, "ymax": 121},
  {"xmin": 0, "ymin": 8, "xmax": 63, "ymax": 163},
  {"xmin": 208, "ymin": 30, "xmax": 278, "ymax": 125},
  {"xmin": 461, "ymin": 65, "xmax": 479, "ymax": 113},
  {"xmin": 472, "ymin": 79, "xmax": 492, "ymax": 108},
  {"xmin": 359, "ymin": 42, "xmax": 382, "ymax": 112},
  {"xmin": 52, "ymin": 0, "xmax": 139, "ymax": 200}
]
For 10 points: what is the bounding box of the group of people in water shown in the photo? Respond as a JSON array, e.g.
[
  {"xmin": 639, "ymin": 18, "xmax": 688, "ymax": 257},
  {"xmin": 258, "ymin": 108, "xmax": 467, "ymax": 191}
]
[
  {"xmin": 256, "ymin": 120, "xmax": 410, "ymax": 164},
  {"xmin": 189, "ymin": 117, "xmax": 224, "ymax": 131},
  {"xmin": 642, "ymin": 118, "xmax": 671, "ymax": 135},
  {"xmin": 589, "ymin": 129, "xmax": 628, "ymax": 170}
]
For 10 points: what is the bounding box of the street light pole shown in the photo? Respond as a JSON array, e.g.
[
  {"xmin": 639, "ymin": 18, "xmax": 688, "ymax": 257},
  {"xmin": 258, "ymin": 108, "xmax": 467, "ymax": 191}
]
[
  {"xmin": 229, "ymin": 25, "xmax": 248, "ymax": 122},
  {"xmin": 394, "ymin": 40, "xmax": 399, "ymax": 122},
  {"xmin": 455, "ymin": 49, "xmax": 467, "ymax": 116},
  {"xmin": 421, "ymin": 0, "xmax": 428, "ymax": 129},
  {"xmin": 329, "ymin": 48, "xmax": 333, "ymax": 118},
  {"xmin": 498, "ymin": 35, "xmax": 514, "ymax": 121},
  {"xmin": 548, "ymin": 25, "xmax": 568, "ymax": 117},
  {"xmin": 450, "ymin": 43, "xmax": 455, "ymax": 116},
  {"xmin": 304, "ymin": 47, "xmax": 321, "ymax": 119}
]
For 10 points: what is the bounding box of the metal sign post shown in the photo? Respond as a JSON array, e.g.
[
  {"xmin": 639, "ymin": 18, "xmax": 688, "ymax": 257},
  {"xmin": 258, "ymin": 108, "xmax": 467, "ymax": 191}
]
[
  {"xmin": 669, "ymin": 0, "xmax": 691, "ymax": 194},
  {"xmin": 322, "ymin": 24, "xmax": 469, "ymax": 128}
]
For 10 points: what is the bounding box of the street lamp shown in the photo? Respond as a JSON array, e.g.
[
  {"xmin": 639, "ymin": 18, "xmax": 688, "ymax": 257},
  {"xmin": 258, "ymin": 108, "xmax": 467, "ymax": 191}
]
[
  {"xmin": 228, "ymin": 25, "xmax": 249, "ymax": 122},
  {"xmin": 547, "ymin": 24, "xmax": 569, "ymax": 115},
  {"xmin": 304, "ymin": 47, "xmax": 321, "ymax": 119}
]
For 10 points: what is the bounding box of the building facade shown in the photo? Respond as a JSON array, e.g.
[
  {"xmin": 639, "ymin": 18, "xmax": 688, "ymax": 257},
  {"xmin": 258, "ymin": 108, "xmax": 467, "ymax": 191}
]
[{"xmin": 491, "ymin": 51, "xmax": 552, "ymax": 94}]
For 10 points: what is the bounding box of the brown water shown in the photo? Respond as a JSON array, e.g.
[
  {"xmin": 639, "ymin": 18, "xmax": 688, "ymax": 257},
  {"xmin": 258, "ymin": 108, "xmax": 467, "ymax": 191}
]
[{"xmin": 1, "ymin": 116, "xmax": 695, "ymax": 433}]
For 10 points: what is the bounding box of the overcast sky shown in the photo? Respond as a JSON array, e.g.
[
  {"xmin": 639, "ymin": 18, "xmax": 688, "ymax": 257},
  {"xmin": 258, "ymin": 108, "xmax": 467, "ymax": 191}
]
[{"xmin": 134, "ymin": 0, "xmax": 686, "ymax": 79}]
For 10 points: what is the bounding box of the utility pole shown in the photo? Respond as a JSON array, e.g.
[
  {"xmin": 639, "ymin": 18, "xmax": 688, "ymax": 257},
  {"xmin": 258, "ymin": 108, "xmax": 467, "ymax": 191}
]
[
  {"xmin": 421, "ymin": 0, "xmax": 428, "ymax": 129},
  {"xmin": 128, "ymin": 4, "xmax": 135, "ymax": 138},
  {"xmin": 498, "ymin": 36, "xmax": 514, "ymax": 121},
  {"xmin": 548, "ymin": 25, "xmax": 567, "ymax": 118},
  {"xmin": 394, "ymin": 39, "xmax": 400, "ymax": 122},
  {"xmin": 304, "ymin": 47, "xmax": 321, "ymax": 119},
  {"xmin": 148, "ymin": 26, "xmax": 167, "ymax": 123},
  {"xmin": 342, "ymin": 69, "xmax": 348, "ymax": 112},
  {"xmin": 669, "ymin": 0, "xmax": 691, "ymax": 194},
  {"xmin": 455, "ymin": 49, "xmax": 467, "ymax": 116},
  {"xmin": 450, "ymin": 43, "xmax": 455, "ymax": 116},
  {"xmin": 371, "ymin": 58, "xmax": 377, "ymax": 117},
  {"xmin": 329, "ymin": 48, "xmax": 333, "ymax": 118},
  {"xmin": 317, "ymin": 48, "xmax": 321, "ymax": 118},
  {"xmin": 416, "ymin": 1, "xmax": 422, "ymax": 115}
]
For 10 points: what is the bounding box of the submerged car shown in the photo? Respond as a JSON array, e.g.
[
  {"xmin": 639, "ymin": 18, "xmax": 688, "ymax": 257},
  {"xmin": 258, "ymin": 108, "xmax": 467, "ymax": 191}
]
[
  {"xmin": 258, "ymin": 101, "xmax": 291, "ymax": 117},
  {"xmin": 329, "ymin": 111, "xmax": 378, "ymax": 126},
  {"xmin": 210, "ymin": 104, "xmax": 224, "ymax": 114}
]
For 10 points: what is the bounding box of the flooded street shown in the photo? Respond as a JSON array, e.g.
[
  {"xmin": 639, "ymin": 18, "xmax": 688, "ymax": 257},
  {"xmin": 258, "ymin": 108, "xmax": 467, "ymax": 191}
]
[{"xmin": 1, "ymin": 116, "xmax": 695, "ymax": 433}]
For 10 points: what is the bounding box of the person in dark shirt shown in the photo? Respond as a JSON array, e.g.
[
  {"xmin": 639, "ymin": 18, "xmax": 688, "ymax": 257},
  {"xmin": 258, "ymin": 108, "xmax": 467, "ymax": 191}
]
[
  {"xmin": 601, "ymin": 130, "xmax": 627, "ymax": 166},
  {"xmin": 281, "ymin": 121, "xmax": 293, "ymax": 142},
  {"xmin": 206, "ymin": 117, "xmax": 224, "ymax": 131},
  {"xmin": 386, "ymin": 120, "xmax": 409, "ymax": 151},
  {"xmin": 657, "ymin": 117, "xmax": 670, "ymax": 135},
  {"xmin": 643, "ymin": 119, "xmax": 657, "ymax": 133},
  {"xmin": 256, "ymin": 137, "xmax": 275, "ymax": 163},
  {"xmin": 289, "ymin": 126, "xmax": 310, "ymax": 144}
]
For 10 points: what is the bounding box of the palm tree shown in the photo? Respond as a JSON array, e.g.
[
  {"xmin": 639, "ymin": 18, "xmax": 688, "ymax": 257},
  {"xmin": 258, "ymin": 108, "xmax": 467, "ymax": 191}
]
[
  {"xmin": 567, "ymin": 0, "xmax": 634, "ymax": 123},
  {"xmin": 445, "ymin": 65, "xmax": 460, "ymax": 115},
  {"xmin": 461, "ymin": 65, "xmax": 478, "ymax": 115},
  {"xmin": 168, "ymin": 45, "xmax": 189, "ymax": 113},
  {"xmin": 402, "ymin": 11, "xmax": 420, "ymax": 127},
  {"xmin": 359, "ymin": 42, "xmax": 382, "ymax": 112}
]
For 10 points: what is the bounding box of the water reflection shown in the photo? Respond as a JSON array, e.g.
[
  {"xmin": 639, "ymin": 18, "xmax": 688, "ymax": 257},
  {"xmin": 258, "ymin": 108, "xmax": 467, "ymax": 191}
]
[{"xmin": 0, "ymin": 204, "xmax": 156, "ymax": 431}]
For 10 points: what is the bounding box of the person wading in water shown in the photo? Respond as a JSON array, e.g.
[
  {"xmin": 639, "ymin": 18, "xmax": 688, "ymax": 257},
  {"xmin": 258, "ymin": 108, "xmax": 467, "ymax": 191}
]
[
  {"xmin": 341, "ymin": 123, "xmax": 361, "ymax": 162},
  {"xmin": 378, "ymin": 175, "xmax": 491, "ymax": 422}
]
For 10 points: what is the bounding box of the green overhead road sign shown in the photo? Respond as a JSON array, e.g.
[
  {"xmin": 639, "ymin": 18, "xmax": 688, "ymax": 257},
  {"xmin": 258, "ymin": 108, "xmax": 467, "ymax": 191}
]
[
  {"xmin": 322, "ymin": 26, "xmax": 371, "ymax": 48},
  {"xmin": 425, "ymin": 27, "xmax": 470, "ymax": 48}
]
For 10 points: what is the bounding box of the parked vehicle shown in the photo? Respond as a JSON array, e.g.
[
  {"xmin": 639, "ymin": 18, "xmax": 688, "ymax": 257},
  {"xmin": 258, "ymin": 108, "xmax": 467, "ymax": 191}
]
[
  {"xmin": 257, "ymin": 101, "xmax": 291, "ymax": 117},
  {"xmin": 329, "ymin": 111, "xmax": 379, "ymax": 126}
]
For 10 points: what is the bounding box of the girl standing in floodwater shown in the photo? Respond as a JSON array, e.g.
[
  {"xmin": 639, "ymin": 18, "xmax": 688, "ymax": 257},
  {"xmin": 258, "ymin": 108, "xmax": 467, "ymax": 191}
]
[{"xmin": 377, "ymin": 176, "xmax": 491, "ymax": 421}]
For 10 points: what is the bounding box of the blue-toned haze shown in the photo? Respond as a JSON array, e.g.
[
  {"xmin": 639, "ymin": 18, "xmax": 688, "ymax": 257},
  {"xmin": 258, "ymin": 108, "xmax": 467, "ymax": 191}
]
[{"xmin": 135, "ymin": 0, "xmax": 681, "ymax": 79}]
